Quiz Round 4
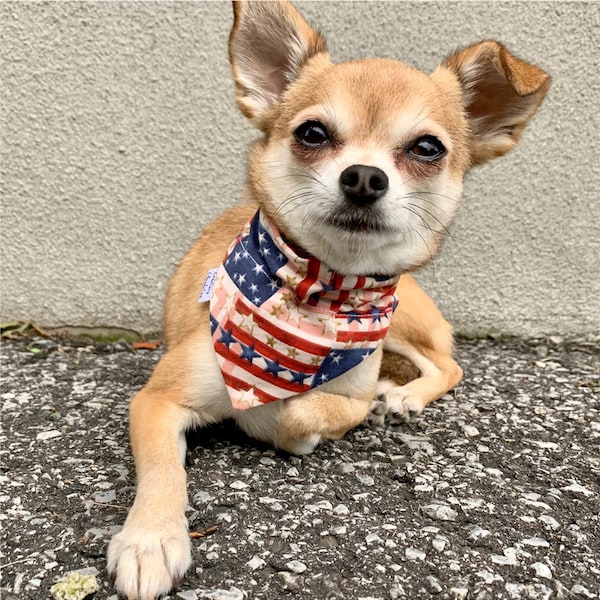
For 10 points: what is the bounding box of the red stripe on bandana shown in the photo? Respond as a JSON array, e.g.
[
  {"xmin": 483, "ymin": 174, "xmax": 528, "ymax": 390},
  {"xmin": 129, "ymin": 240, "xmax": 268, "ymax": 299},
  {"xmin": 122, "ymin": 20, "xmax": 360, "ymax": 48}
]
[
  {"xmin": 295, "ymin": 258, "xmax": 322, "ymax": 301},
  {"xmin": 214, "ymin": 344, "xmax": 311, "ymax": 394},
  {"xmin": 238, "ymin": 298, "xmax": 332, "ymax": 357},
  {"xmin": 337, "ymin": 325, "xmax": 392, "ymax": 343},
  {"xmin": 221, "ymin": 371, "xmax": 281, "ymax": 404},
  {"xmin": 221, "ymin": 317, "xmax": 321, "ymax": 375}
]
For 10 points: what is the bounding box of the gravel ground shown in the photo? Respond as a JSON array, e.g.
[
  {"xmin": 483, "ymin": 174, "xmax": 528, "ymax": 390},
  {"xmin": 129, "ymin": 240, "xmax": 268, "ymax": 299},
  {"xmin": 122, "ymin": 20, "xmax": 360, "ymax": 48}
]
[{"xmin": 1, "ymin": 336, "xmax": 599, "ymax": 600}]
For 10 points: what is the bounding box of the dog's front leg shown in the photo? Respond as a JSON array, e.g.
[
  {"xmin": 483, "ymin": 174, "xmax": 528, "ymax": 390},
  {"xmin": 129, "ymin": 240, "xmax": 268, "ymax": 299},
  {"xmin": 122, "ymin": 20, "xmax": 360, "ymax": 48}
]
[
  {"xmin": 377, "ymin": 342, "xmax": 462, "ymax": 420},
  {"xmin": 107, "ymin": 381, "xmax": 195, "ymax": 600},
  {"xmin": 273, "ymin": 348, "xmax": 381, "ymax": 455},
  {"xmin": 276, "ymin": 392, "xmax": 375, "ymax": 455},
  {"xmin": 377, "ymin": 276, "xmax": 463, "ymax": 420}
]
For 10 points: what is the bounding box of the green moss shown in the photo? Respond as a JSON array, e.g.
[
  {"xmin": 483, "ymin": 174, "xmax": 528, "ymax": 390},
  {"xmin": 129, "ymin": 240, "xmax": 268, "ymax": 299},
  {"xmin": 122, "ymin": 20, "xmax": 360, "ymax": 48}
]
[
  {"xmin": 48, "ymin": 325, "xmax": 150, "ymax": 343},
  {"xmin": 50, "ymin": 572, "xmax": 98, "ymax": 600},
  {"xmin": 0, "ymin": 322, "xmax": 160, "ymax": 343}
]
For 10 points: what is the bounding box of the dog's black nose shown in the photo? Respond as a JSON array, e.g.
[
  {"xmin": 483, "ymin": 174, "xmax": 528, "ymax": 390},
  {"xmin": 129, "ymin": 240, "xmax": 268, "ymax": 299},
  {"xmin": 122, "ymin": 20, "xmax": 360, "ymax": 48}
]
[{"xmin": 339, "ymin": 164, "xmax": 388, "ymax": 205}]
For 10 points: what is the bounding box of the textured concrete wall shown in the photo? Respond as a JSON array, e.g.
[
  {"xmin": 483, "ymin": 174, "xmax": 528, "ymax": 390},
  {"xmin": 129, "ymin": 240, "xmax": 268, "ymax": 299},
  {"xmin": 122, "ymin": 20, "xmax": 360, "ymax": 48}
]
[{"xmin": 2, "ymin": 1, "xmax": 599, "ymax": 338}]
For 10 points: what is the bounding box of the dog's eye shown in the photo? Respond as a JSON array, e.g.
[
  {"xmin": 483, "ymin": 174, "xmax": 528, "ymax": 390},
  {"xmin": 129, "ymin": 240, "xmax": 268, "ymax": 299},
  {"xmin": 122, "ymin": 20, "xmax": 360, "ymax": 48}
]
[
  {"xmin": 408, "ymin": 136, "xmax": 446, "ymax": 161},
  {"xmin": 294, "ymin": 120, "xmax": 331, "ymax": 148}
]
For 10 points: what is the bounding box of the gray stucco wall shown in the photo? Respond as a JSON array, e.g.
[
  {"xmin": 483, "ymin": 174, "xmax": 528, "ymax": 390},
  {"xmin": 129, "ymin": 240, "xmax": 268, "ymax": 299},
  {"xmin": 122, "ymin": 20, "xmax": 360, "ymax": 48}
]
[{"xmin": 2, "ymin": 1, "xmax": 599, "ymax": 338}]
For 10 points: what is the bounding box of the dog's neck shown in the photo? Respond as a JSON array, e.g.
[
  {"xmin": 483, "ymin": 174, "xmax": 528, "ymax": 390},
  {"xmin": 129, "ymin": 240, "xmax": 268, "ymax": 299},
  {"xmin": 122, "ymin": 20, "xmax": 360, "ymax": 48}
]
[
  {"xmin": 237, "ymin": 209, "xmax": 399, "ymax": 310},
  {"xmin": 208, "ymin": 210, "xmax": 400, "ymax": 410}
]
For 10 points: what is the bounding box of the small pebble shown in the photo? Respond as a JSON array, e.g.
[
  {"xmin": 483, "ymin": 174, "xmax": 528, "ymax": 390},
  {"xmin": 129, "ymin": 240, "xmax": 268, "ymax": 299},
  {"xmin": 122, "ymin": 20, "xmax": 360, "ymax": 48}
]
[
  {"xmin": 229, "ymin": 481, "xmax": 248, "ymax": 490},
  {"xmin": 521, "ymin": 537, "xmax": 550, "ymax": 548},
  {"xmin": 197, "ymin": 589, "xmax": 244, "ymax": 600},
  {"xmin": 449, "ymin": 587, "xmax": 469, "ymax": 600},
  {"xmin": 285, "ymin": 560, "xmax": 307, "ymax": 574},
  {"xmin": 431, "ymin": 536, "xmax": 447, "ymax": 552},
  {"xmin": 424, "ymin": 575, "xmax": 443, "ymax": 593},
  {"xmin": 365, "ymin": 533, "xmax": 382, "ymax": 545},
  {"xmin": 462, "ymin": 425, "xmax": 480, "ymax": 438},
  {"xmin": 36, "ymin": 430, "xmax": 62, "ymax": 441},
  {"xmin": 337, "ymin": 462, "xmax": 355, "ymax": 474},
  {"xmin": 538, "ymin": 515, "xmax": 560, "ymax": 530},
  {"xmin": 561, "ymin": 482, "xmax": 593, "ymax": 497},
  {"xmin": 405, "ymin": 547, "xmax": 426, "ymax": 561},
  {"xmin": 531, "ymin": 562, "xmax": 552, "ymax": 579},
  {"xmin": 421, "ymin": 503, "xmax": 458, "ymax": 522},
  {"xmin": 193, "ymin": 491, "xmax": 214, "ymax": 504},
  {"xmin": 356, "ymin": 473, "xmax": 375, "ymax": 486},
  {"xmin": 274, "ymin": 571, "xmax": 299, "ymax": 591},
  {"xmin": 246, "ymin": 556, "xmax": 266, "ymax": 571},
  {"xmin": 466, "ymin": 525, "xmax": 491, "ymax": 541},
  {"xmin": 91, "ymin": 490, "xmax": 116, "ymax": 503},
  {"xmin": 505, "ymin": 583, "xmax": 552, "ymax": 600},
  {"xmin": 333, "ymin": 504, "xmax": 349, "ymax": 516},
  {"xmin": 570, "ymin": 584, "xmax": 596, "ymax": 598},
  {"xmin": 491, "ymin": 551, "xmax": 518, "ymax": 567}
]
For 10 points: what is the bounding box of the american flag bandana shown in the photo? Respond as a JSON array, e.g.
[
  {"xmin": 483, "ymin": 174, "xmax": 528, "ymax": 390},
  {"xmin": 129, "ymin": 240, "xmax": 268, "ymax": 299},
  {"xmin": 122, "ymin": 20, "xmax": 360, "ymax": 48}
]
[{"xmin": 206, "ymin": 210, "xmax": 399, "ymax": 410}]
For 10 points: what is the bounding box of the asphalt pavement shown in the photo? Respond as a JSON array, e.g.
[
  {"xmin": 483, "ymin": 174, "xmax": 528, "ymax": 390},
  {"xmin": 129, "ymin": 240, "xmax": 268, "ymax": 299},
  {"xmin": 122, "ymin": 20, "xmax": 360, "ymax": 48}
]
[{"xmin": 1, "ymin": 335, "xmax": 599, "ymax": 600}]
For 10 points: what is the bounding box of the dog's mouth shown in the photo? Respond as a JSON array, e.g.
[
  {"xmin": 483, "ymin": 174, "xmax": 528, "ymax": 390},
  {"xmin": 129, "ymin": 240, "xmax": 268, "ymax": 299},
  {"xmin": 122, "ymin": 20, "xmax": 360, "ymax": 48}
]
[{"xmin": 325, "ymin": 210, "xmax": 388, "ymax": 234}]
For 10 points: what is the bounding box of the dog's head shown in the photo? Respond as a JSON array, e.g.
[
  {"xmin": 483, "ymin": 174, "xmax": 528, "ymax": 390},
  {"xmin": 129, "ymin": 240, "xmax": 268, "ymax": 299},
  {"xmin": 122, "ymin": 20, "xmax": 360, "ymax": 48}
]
[{"xmin": 229, "ymin": 0, "xmax": 550, "ymax": 276}]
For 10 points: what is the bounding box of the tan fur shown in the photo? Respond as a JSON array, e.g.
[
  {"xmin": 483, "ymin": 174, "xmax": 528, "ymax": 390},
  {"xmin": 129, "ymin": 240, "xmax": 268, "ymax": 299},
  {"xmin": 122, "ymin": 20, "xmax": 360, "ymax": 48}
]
[{"xmin": 107, "ymin": 2, "xmax": 550, "ymax": 598}]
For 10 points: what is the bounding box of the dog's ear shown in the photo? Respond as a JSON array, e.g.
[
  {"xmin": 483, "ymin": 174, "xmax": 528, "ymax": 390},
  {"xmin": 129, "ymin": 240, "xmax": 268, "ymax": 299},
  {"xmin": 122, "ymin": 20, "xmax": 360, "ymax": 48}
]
[
  {"xmin": 438, "ymin": 41, "xmax": 550, "ymax": 166},
  {"xmin": 229, "ymin": 0, "xmax": 328, "ymax": 128}
]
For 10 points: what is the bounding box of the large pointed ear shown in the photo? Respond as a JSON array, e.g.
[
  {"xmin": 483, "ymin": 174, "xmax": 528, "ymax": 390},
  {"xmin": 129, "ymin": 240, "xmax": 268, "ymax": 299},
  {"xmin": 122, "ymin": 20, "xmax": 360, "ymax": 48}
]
[
  {"xmin": 229, "ymin": 0, "xmax": 328, "ymax": 128},
  {"xmin": 439, "ymin": 41, "xmax": 550, "ymax": 166}
]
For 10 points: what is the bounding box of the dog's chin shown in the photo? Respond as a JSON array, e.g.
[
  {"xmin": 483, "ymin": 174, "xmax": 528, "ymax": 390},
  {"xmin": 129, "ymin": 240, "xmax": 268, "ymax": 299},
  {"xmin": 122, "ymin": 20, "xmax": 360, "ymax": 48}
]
[
  {"xmin": 278, "ymin": 207, "xmax": 427, "ymax": 275},
  {"xmin": 303, "ymin": 217, "xmax": 406, "ymax": 276}
]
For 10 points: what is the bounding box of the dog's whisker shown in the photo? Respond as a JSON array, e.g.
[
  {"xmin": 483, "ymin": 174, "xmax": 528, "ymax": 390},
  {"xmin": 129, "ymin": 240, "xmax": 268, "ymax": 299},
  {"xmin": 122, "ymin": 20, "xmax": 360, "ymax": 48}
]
[{"xmin": 406, "ymin": 202, "xmax": 455, "ymax": 241}]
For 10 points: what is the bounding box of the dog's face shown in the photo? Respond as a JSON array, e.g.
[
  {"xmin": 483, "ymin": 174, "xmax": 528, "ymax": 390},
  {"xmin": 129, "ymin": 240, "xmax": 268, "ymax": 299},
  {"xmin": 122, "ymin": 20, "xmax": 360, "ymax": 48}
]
[
  {"xmin": 230, "ymin": 1, "xmax": 550, "ymax": 276},
  {"xmin": 257, "ymin": 57, "xmax": 470, "ymax": 275}
]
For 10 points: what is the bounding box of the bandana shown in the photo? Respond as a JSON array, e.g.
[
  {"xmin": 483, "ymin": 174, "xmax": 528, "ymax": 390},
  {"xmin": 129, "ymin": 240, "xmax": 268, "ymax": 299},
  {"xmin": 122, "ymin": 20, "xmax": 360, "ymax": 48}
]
[{"xmin": 206, "ymin": 210, "xmax": 399, "ymax": 410}]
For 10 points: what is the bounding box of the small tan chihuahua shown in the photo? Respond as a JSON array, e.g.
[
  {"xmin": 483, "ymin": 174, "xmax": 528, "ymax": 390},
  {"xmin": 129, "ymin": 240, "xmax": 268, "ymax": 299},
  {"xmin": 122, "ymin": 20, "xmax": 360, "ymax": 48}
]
[{"xmin": 107, "ymin": 1, "xmax": 549, "ymax": 597}]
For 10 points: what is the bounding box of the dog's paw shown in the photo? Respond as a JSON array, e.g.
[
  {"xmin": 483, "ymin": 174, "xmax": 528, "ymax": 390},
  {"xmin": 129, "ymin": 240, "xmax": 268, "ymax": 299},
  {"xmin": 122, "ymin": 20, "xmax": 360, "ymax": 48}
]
[
  {"xmin": 382, "ymin": 386, "xmax": 426, "ymax": 423},
  {"xmin": 277, "ymin": 432, "xmax": 321, "ymax": 455},
  {"xmin": 363, "ymin": 394, "xmax": 388, "ymax": 427},
  {"xmin": 107, "ymin": 514, "xmax": 191, "ymax": 600}
]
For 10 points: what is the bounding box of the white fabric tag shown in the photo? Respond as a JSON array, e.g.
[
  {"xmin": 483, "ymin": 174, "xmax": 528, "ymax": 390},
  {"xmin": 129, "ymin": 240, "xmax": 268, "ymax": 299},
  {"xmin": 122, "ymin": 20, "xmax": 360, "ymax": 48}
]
[{"xmin": 198, "ymin": 268, "xmax": 218, "ymax": 303}]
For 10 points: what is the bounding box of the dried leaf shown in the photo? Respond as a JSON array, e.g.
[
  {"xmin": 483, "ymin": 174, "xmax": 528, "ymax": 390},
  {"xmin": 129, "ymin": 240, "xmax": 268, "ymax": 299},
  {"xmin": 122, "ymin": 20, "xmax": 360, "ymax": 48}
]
[{"xmin": 132, "ymin": 340, "xmax": 161, "ymax": 351}]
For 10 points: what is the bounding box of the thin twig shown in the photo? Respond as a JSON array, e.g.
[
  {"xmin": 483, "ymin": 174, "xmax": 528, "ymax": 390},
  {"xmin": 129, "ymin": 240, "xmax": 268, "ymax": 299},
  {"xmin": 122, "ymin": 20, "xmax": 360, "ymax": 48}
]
[
  {"xmin": 189, "ymin": 525, "xmax": 219, "ymax": 540},
  {"xmin": 2, "ymin": 556, "xmax": 38, "ymax": 568},
  {"xmin": 89, "ymin": 500, "xmax": 129, "ymax": 510}
]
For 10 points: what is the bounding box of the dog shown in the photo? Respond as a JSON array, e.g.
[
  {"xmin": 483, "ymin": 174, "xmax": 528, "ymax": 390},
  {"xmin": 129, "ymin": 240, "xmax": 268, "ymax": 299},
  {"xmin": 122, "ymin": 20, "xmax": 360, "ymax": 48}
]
[{"xmin": 107, "ymin": 1, "xmax": 550, "ymax": 597}]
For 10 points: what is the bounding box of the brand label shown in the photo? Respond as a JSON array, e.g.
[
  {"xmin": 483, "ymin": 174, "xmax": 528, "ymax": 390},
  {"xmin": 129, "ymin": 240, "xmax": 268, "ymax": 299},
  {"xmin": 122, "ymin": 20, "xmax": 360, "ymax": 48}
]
[{"xmin": 198, "ymin": 268, "xmax": 218, "ymax": 303}]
